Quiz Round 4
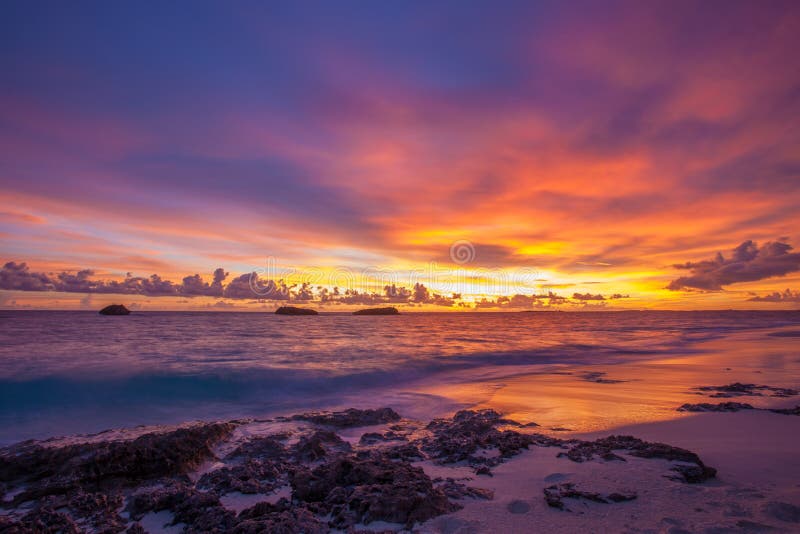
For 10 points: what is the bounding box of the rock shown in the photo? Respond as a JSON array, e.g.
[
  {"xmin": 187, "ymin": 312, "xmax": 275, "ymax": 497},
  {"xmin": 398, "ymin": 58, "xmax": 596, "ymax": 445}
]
[
  {"xmin": 358, "ymin": 430, "xmax": 407, "ymax": 445},
  {"xmin": 225, "ymin": 433, "xmax": 289, "ymax": 461},
  {"xmin": 544, "ymin": 483, "xmax": 636, "ymax": 511},
  {"xmin": 0, "ymin": 406, "xmax": 726, "ymax": 532},
  {"xmin": 669, "ymin": 464, "xmax": 718, "ymax": 484},
  {"xmin": 197, "ymin": 458, "xmax": 286, "ymax": 494},
  {"xmin": 0, "ymin": 507, "xmax": 81, "ymax": 533},
  {"xmin": 422, "ymin": 409, "xmax": 534, "ymax": 466},
  {"xmin": 379, "ymin": 442, "xmax": 424, "ymax": 461},
  {"xmin": 558, "ymin": 435, "xmax": 716, "ymax": 483},
  {"xmin": 275, "ymin": 306, "xmax": 318, "ymax": 315},
  {"xmin": 678, "ymin": 402, "xmax": 755, "ymax": 412},
  {"xmin": 98, "ymin": 304, "xmax": 130, "ymax": 315},
  {"xmin": 695, "ymin": 383, "xmax": 799, "ymax": 398},
  {"xmin": 437, "ymin": 477, "xmax": 494, "ymax": 500},
  {"xmin": 352, "ymin": 307, "xmax": 400, "ymax": 315},
  {"xmin": 0, "ymin": 422, "xmax": 235, "ymax": 502},
  {"xmin": 290, "ymin": 451, "xmax": 460, "ymax": 528},
  {"xmin": 292, "ymin": 430, "xmax": 352, "ymax": 462},
  {"xmin": 291, "ymin": 407, "xmax": 401, "ymax": 428},
  {"xmin": 127, "ymin": 481, "xmax": 237, "ymax": 532},
  {"xmin": 234, "ymin": 500, "xmax": 327, "ymax": 533}
]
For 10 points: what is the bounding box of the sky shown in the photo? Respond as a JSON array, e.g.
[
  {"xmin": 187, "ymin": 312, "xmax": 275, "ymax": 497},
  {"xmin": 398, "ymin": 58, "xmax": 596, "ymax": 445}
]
[{"xmin": 1, "ymin": 0, "xmax": 799, "ymax": 311}]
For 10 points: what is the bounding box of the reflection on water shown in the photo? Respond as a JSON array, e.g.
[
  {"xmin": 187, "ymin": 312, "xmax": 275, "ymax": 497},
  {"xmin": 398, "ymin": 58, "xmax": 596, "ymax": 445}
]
[{"xmin": 0, "ymin": 310, "xmax": 798, "ymax": 444}]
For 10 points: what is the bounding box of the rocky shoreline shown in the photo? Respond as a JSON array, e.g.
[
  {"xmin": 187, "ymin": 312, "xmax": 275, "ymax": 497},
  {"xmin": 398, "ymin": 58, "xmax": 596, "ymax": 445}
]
[{"xmin": 0, "ymin": 407, "xmax": 726, "ymax": 533}]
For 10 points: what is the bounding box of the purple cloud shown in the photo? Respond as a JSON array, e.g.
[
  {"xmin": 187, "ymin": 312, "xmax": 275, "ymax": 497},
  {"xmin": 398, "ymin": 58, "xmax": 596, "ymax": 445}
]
[
  {"xmin": 747, "ymin": 289, "xmax": 800, "ymax": 303},
  {"xmin": 0, "ymin": 262, "xmax": 53, "ymax": 291},
  {"xmin": 572, "ymin": 292, "xmax": 605, "ymax": 301},
  {"xmin": 668, "ymin": 240, "xmax": 800, "ymax": 291}
]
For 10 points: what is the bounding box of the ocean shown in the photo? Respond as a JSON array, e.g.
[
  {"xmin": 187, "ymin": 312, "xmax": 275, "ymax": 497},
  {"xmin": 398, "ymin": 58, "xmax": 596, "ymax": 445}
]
[{"xmin": 1, "ymin": 310, "xmax": 799, "ymax": 445}]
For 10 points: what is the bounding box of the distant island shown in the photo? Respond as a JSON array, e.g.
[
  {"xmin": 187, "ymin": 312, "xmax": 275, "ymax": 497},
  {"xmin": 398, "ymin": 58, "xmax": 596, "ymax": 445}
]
[
  {"xmin": 275, "ymin": 306, "xmax": 318, "ymax": 315},
  {"xmin": 352, "ymin": 307, "xmax": 399, "ymax": 316},
  {"xmin": 98, "ymin": 304, "xmax": 130, "ymax": 315}
]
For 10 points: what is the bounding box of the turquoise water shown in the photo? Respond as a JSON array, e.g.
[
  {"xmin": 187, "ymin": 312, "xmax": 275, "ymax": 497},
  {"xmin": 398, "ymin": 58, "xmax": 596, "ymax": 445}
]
[{"xmin": 1, "ymin": 310, "xmax": 798, "ymax": 444}]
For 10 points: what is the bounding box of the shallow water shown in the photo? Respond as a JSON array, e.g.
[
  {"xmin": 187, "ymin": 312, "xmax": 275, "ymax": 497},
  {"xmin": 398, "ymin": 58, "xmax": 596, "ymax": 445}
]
[{"xmin": 1, "ymin": 310, "xmax": 799, "ymax": 444}]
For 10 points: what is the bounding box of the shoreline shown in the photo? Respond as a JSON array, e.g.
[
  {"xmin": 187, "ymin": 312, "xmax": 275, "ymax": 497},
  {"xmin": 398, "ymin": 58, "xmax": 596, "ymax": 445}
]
[
  {"xmin": 2, "ymin": 405, "xmax": 798, "ymax": 533},
  {"xmin": 3, "ymin": 323, "xmax": 799, "ymax": 446}
]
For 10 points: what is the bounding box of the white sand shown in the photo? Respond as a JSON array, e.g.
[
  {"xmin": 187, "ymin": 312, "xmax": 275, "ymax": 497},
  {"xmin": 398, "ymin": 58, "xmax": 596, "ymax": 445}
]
[{"xmin": 413, "ymin": 411, "xmax": 800, "ymax": 533}]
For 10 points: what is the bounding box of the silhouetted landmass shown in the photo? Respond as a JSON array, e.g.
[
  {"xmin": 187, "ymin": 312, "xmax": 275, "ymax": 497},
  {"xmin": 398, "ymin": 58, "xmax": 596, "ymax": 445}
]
[
  {"xmin": 98, "ymin": 304, "xmax": 130, "ymax": 315},
  {"xmin": 352, "ymin": 307, "xmax": 399, "ymax": 315},
  {"xmin": 275, "ymin": 306, "xmax": 318, "ymax": 315}
]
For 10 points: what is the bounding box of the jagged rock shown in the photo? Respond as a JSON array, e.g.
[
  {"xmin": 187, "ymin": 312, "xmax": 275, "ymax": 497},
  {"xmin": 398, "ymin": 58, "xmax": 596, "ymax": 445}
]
[
  {"xmin": 68, "ymin": 490, "xmax": 126, "ymax": 530},
  {"xmin": 436, "ymin": 477, "xmax": 494, "ymax": 500},
  {"xmin": 291, "ymin": 407, "xmax": 401, "ymax": 428},
  {"xmin": 127, "ymin": 481, "xmax": 237, "ymax": 532},
  {"xmin": 0, "ymin": 407, "xmax": 723, "ymax": 531},
  {"xmin": 544, "ymin": 483, "xmax": 636, "ymax": 510},
  {"xmin": 0, "ymin": 507, "xmax": 81, "ymax": 533},
  {"xmin": 0, "ymin": 422, "xmax": 235, "ymax": 503},
  {"xmin": 225, "ymin": 433, "xmax": 290, "ymax": 461},
  {"xmin": 352, "ymin": 307, "xmax": 400, "ymax": 315},
  {"xmin": 669, "ymin": 464, "xmax": 718, "ymax": 484},
  {"xmin": 234, "ymin": 499, "xmax": 327, "ymax": 533},
  {"xmin": 696, "ymin": 383, "xmax": 799, "ymax": 398},
  {"xmin": 557, "ymin": 435, "xmax": 716, "ymax": 483},
  {"xmin": 98, "ymin": 304, "xmax": 130, "ymax": 315},
  {"xmin": 293, "ymin": 430, "xmax": 352, "ymax": 462},
  {"xmin": 197, "ymin": 459, "xmax": 286, "ymax": 494},
  {"xmin": 275, "ymin": 306, "xmax": 318, "ymax": 315},
  {"xmin": 422, "ymin": 409, "xmax": 534, "ymax": 465},
  {"xmin": 358, "ymin": 430, "xmax": 408, "ymax": 445},
  {"xmin": 678, "ymin": 402, "xmax": 755, "ymax": 412},
  {"xmin": 290, "ymin": 451, "xmax": 459, "ymax": 528},
  {"xmin": 379, "ymin": 443, "xmax": 424, "ymax": 461}
]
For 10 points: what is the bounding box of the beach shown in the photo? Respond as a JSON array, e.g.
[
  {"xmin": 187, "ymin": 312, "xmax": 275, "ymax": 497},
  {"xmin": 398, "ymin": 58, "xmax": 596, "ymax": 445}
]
[{"xmin": 1, "ymin": 311, "xmax": 799, "ymax": 532}]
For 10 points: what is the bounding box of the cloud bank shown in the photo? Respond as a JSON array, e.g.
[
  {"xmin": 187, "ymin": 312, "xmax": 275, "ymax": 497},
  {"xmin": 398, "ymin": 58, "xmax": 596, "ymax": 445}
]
[
  {"xmin": 0, "ymin": 261, "xmax": 630, "ymax": 309},
  {"xmin": 668, "ymin": 240, "xmax": 800, "ymax": 291},
  {"xmin": 748, "ymin": 289, "xmax": 800, "ymax": 303}
]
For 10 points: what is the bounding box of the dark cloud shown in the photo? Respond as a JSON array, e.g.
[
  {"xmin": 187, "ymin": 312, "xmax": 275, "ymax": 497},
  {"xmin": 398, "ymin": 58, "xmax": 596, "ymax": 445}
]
[
  {"xmin": 331, "ymin": 283, "xmax": 455, "ymax": 306},
  {"xmin": 222, "ymin": 273, "xmax": 290, "ymax": 300},
  {"xmin": 668, "ymin": 240, "xmax": 800, "ymax": 291},
  {"xmin": 474, "ymin": 290, "xmax": 628, "ymax": 309},
  {"xmin": 747, "ymin": 289, "xmax": 800, "ymax": 303},
  {"xmin": 0, "ymin": 262, "xmax": 54, "ymax": 291},
  {"xmin": 1, "ymin": 260, "xmax": 632, "ymax": 309},
  {"xmin": 572, "ymin": 292, "xmax": 605, "ymax": 301},
  {"xmin": 180, "ymin": 268, "xmax": 227, "ymax": 297}
]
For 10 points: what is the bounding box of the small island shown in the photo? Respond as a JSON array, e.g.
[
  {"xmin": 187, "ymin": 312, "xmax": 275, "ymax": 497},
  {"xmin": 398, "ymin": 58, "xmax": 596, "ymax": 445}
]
[
  {"xmin": 98, "ymin": 304, "xmax": 130, "ymax": 315},
  {"xmin": 352, "ymin": 307, "xmax": 399, "ymax": 316},
  {"xmin": 275, "ymin": 306, "xmax": 318, "ymax": 315}
]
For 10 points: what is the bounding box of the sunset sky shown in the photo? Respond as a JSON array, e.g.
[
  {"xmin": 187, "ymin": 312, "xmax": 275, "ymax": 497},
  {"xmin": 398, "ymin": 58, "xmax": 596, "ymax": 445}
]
[{"xmin": 1, "ymin": 1, "xmax": 799, "ymax": 310}]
